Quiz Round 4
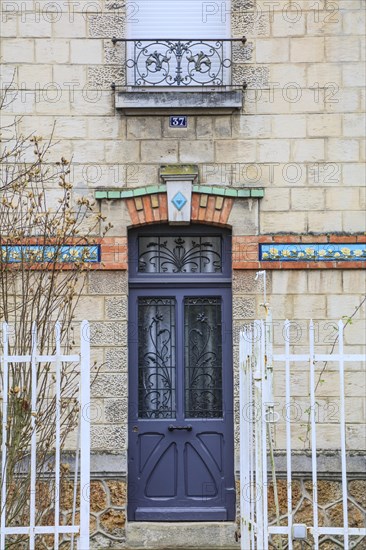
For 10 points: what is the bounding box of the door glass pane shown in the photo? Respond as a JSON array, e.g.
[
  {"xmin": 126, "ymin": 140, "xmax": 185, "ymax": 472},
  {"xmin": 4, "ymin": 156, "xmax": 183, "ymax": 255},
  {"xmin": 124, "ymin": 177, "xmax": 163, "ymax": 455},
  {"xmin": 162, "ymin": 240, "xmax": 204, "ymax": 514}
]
[
  {"xmin": 184, "ymin": 297, "xmax": 223, "ymax": 418},
  {"xmin": 138, "ymin": 297, "xmax": 176, "ymax": 418},
  {"xmin": 138, "ymin": 236, "xmax": 222, "ymax": 273}
]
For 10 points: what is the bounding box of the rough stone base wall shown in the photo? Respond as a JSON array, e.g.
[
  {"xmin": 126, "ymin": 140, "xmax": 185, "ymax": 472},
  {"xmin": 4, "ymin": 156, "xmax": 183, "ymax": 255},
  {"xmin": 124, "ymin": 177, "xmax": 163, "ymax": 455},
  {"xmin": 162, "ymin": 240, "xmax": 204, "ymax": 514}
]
[
  {"xmin": 81, "ymin": 477, "xmax": 366, "ymax": 550},
  {"xmin": 266, "ymin": 478, "xmax": 366, "ymax": 550},
  {"xmin": 57, "ymin": 475, "xmax": 366, "ymax": 549},
  {"xmin": 8, "ymin": 473, "xmax": 364, "ymax": 549}
]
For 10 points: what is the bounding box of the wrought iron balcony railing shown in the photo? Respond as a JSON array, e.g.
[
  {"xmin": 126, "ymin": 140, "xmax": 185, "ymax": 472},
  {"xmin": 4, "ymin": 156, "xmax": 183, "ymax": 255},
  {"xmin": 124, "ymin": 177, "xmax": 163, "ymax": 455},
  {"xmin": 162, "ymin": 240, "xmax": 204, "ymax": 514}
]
[{"xmin": 112, "ymin": 38, "xmax": 246, "ymax": 88}]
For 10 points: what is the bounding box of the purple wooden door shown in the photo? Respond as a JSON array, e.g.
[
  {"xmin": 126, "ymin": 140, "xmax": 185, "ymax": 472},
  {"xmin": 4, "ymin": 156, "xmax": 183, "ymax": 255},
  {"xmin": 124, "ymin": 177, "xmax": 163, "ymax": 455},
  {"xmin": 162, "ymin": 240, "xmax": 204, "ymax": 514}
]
[{"xmin": 127, "ymin": 229, "xmax": 235, "ymax": 521}]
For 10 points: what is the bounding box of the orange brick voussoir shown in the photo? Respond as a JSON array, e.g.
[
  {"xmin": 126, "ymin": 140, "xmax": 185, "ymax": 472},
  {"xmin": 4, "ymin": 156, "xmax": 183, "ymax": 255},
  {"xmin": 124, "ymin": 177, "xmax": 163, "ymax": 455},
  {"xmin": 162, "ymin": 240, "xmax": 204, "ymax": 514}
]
[{"xmin": 125, "ymin": 192, "xmax": 234, "ymax": 229}]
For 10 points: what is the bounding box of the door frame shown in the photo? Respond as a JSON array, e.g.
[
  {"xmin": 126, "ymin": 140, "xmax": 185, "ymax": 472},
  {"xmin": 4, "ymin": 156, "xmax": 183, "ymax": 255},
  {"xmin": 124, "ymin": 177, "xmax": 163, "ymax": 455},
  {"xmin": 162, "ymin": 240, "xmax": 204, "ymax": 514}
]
[{"xmin": 127, "ymin": 225, "xmax": 235, "ymax": 521}]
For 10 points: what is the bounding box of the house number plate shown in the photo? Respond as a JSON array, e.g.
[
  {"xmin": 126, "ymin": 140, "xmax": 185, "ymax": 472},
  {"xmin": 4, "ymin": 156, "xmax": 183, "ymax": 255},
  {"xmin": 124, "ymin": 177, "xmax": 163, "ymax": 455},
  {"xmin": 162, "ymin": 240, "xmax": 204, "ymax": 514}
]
[{"xmin": 169, "ymin": 116, "xmax": 187, "ymax": 128}]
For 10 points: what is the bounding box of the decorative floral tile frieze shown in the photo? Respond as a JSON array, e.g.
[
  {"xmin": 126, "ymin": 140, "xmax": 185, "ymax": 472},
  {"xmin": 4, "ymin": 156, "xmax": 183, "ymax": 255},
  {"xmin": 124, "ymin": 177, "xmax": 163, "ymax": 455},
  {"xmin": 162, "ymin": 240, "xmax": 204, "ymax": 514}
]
[
  {"xmin": 260, "ymin": 243, "xmax": 366, "ymax": 261},
  {"xmin": 1, "ymin": 245, "xmax": 100, "ymax": 263}
]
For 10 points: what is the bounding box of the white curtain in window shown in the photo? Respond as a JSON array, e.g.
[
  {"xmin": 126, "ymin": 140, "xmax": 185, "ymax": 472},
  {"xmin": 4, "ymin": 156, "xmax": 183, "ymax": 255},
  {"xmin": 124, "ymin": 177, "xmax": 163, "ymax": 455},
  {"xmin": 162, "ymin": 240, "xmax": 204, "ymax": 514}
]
[
  {"xmin": 126, "ymin": 0, "xmax": 231, "ymax": 86},
  {"xmin": 127, "ymin": 0, "xmax": 231, "ymax": 39}
]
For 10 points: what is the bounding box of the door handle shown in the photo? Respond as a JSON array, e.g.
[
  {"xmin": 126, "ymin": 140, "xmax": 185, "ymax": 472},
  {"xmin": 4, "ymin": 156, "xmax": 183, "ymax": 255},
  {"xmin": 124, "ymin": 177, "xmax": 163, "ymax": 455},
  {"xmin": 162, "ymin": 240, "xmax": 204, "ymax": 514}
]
[{"xmin": 168, "ymin": 425, "xmax": 192, "ymax": 432}]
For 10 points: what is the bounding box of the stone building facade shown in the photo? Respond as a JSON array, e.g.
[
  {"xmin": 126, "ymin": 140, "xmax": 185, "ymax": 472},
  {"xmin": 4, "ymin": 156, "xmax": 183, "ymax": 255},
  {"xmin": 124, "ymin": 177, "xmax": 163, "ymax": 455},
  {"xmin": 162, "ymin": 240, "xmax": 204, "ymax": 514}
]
[{"xmin": 1, "ymin": 0, "xmax": 365, "ymax": 548}]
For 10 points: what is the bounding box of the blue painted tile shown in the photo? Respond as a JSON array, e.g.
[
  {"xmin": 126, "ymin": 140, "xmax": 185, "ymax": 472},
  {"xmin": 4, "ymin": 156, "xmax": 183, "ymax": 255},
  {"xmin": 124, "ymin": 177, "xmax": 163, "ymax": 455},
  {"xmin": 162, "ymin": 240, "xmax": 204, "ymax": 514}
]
[
  {"xmin": 260, "ymin": 243, "xmax": 366, "ymax": 261},
  {"xmin": 1, "ymin": 245, "xmax": 100, "ymax": 264}
]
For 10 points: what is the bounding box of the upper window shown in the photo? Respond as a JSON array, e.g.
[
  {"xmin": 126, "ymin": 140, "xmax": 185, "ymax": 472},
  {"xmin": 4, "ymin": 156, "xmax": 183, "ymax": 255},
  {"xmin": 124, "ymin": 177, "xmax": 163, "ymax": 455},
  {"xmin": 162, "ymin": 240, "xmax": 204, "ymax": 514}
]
[
  {"xmin": 138, "ymin": 235, "xmax": 222, "ymax": 273},
  {"xmin": 129, "ymin": 226, "xmax": 232, "ymax": 279},
  {"xmin": 125, "ymin": 0, "xmax": 231, "ymax": 87},
  {"xmin": 127, "ymin": 0, "xmax": 230, "ymax": 40}
]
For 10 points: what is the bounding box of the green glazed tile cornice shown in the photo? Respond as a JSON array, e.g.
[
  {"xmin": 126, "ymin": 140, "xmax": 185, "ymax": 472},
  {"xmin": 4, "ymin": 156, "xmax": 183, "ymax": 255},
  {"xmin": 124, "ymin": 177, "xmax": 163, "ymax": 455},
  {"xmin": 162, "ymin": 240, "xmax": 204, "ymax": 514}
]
[{"xmin": 95, "ymin": 185, "xmax": 264, "ymax": 200}]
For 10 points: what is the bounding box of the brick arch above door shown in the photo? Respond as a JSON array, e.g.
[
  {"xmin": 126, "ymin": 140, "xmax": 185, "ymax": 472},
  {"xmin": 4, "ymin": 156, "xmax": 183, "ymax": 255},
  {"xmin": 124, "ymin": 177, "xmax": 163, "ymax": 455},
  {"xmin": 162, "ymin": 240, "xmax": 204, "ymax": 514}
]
[
  {"xmin": 127, "ymin": 192, "xmax": 234, "ymax": 227},
  {"xmin": 95, "ymin": 184, "xmax": 263, "ymax": 270},
  {"xmin": 94, "ymin": 185, "xmax": 366, "ymax": 271},
  {"xmin": 95, "ymin": 185, "xmax": 264, "ymax": 229}
]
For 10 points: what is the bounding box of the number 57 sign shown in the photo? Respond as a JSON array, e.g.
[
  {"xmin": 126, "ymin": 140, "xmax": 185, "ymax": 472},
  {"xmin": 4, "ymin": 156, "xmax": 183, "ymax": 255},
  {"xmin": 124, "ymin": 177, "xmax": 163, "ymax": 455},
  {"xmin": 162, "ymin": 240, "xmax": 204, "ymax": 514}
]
[{"xmin": 169, "ymin": 116, "xmax": 188, "ymax": 128}]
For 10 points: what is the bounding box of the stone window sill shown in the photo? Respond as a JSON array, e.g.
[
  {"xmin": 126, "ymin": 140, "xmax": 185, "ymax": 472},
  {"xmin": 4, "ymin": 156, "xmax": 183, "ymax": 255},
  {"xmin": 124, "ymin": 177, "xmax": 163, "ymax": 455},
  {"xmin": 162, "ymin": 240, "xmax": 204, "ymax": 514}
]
[{"xmin": 115, "ymin": 89, "xmax": 243, "ymax": 114}]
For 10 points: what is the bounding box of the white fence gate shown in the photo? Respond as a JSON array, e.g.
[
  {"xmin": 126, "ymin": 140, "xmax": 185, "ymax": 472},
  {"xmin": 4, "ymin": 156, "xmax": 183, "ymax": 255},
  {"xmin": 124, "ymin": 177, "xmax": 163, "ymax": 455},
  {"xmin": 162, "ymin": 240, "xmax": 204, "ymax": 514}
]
[
  {"xmin": 239, "ymin": 312, "xmax": 366, "ymax": 549},
  {"xmin": 0, "ymin": 321, "xmax": 90, "ymax": 550}
]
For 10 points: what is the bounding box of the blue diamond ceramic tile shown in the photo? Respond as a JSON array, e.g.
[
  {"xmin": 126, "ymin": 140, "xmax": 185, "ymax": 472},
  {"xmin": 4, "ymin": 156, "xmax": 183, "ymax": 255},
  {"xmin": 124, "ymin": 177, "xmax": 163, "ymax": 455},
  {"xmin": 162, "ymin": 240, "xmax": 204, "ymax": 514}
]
[{"xmin": 171, "ymin": 191, "xmax": 187, "ymax": 211}]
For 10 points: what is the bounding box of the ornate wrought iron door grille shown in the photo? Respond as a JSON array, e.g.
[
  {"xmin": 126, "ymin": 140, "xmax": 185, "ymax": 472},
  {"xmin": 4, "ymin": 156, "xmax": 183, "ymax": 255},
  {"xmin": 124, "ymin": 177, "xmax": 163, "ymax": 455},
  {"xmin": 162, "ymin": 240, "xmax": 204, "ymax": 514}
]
[
  {"xmin": 138, "ymin": 297, "xmax": 176, "ymax": 419},
  {"xmin": 138, "ymin": 236, "xmax": 222, "ymax": 274},
  {"xmin": 184, "ymin": 297, "xmax": 223, "ymax": 418}
]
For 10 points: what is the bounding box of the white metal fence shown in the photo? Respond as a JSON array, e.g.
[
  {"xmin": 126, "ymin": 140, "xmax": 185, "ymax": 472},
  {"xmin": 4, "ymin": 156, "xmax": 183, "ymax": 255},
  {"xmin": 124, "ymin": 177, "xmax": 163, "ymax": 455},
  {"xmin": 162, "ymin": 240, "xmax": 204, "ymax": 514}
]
[
  {"xmin": 0, "ymin": 321, "xmax": 90, "ymax": 550},
  {"xmin": 239, "ymin": 312, "xmax": 366, "ymax": 549}
]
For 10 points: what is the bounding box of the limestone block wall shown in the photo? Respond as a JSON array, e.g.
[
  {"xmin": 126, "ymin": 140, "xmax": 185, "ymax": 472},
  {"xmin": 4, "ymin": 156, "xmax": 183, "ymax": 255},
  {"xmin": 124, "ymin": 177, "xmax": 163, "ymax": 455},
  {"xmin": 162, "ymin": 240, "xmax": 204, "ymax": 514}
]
[
  {"xmin": 1, "ymin": 0, "xmax": 365, "ymax": 547},
  {"xmin": 1, "ymin": 0, "xmax": 364, "ymax": 234},
  {"xmin": 85, "ymin": 271, "xmax": 129, "ymax": 454}
]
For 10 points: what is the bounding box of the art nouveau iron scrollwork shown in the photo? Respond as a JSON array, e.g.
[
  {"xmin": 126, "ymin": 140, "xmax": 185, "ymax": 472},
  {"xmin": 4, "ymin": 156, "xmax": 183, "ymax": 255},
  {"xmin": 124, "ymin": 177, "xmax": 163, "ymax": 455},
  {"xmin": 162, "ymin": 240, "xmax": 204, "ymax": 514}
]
[
  {"xmin": 138, "ymin": 298, "xmax": 176, "ymax": 418},
  {"xmin": 137, "ymin": 296, "xmax": 223, "ymax": 419},
  {"xmin": 126, "ymin": 39, "xmax": 231, "ymax": 86},
  {"xmin": 185, "ymin": 297, "xmax": 223, "ymax": 418},
  {"xmin": 138, "ymin": 236, "xmax": 222, "ymax": 273}
]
